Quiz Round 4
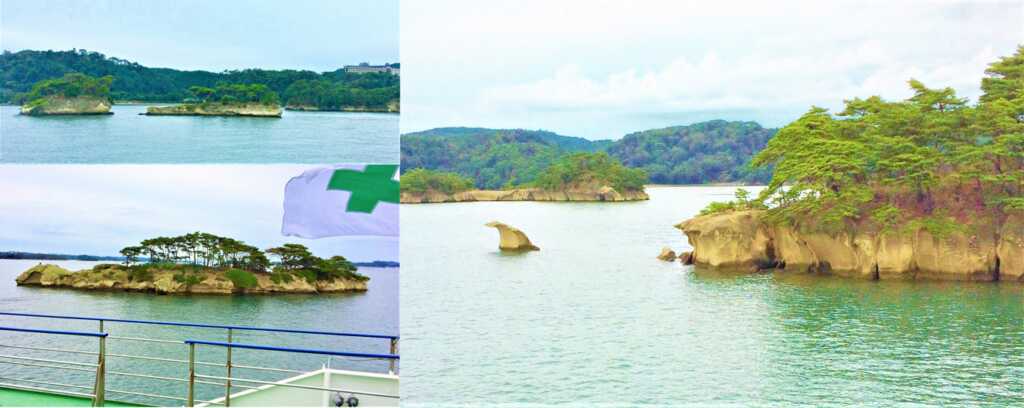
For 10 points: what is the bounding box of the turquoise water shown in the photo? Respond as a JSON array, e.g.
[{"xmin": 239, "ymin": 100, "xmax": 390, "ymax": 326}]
[
  {"xmin": 400, "ymin": 186, "xmax": 1024, "ymax": 406},
  {"xmin": 0, "ymin": 259, "xmax": 398, "ymax": 406},
  {"xmin": 0, "ymin": 105, "xmax": 398, "ymax": 163}
]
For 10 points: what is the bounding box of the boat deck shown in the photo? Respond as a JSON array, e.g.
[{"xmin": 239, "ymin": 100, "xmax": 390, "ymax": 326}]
[{"xmin": 0, "ymin": 387, "xmax": 143, "ymax": 407}]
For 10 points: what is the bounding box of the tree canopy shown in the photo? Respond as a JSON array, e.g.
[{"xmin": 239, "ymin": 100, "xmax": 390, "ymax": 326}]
[
  {"xmin": 400, "ymin": 169, "xmax": 475, "ymax": 194},
  {"xmin": 401, "ymin": 122, "xmax": 775, "ymax": 189},
  {"xmin": 533, "ymin": 152, "xmax": 648, "ymax": 192},
  {"xmin": 705, "ymin": 46, "xmax": 1024, "ymax": 235},
  {"xmin": 118, "ymin": 232, "xmax": 366, "ymax": 282},
  {"xmin": 15, "ymin": 73, "xmax": 113, "ymax": 105}
]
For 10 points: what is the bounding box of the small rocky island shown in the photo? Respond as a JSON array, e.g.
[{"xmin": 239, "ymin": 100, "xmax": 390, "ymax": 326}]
[
  {"xmin": 16, "ymin": 233, "xmax": 369, "ymax": 294},
  {"xmin": 144, "ymin": 84, "xmax": 282, "ymax": 117},
  {"xmin": 486, "ymin": 221, "xmax": 540, "ymax": 251},
  {"xmin": 400, "ymin": 152, "xmax": 649, "ymax": 203},
  {"xmin": 674, "ymin": 48, "xmax": 1024, "ymax": 283},
  {"xmin": 17, "ymin": 73, "xmax": 114, "ymax": 116}
]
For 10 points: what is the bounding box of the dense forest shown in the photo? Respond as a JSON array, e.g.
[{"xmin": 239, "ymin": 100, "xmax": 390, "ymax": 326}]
[
  {"xmin": 185, "ymin": 83, "xmax": 279, "ymax": 105},
  {"xmin": 705, "ymin": 45, "xmax": 1024, "ymax": 234},
  {"xmin": 608, "ymin": 120, "xmax": 774, "ymax": 184},
  {"xmin": 400, "ymin": 121, "xmax": 775, "ymax": 188},
  {"xmin": 0, "ymin": 49, "xmax": 398, "ymax": 109}
]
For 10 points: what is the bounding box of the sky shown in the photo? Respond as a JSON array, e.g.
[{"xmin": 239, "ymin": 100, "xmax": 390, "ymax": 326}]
[
  {"xmin": 401, "ymin": 0, "xmax": 1024, "ymax": 139},
  {"xmin": 0, "ymin": 0, "xmax": 398, "ymax": 71},
  {"xmin": 0, "ymin": 165, "xmax": 398, "ymax": 262}
]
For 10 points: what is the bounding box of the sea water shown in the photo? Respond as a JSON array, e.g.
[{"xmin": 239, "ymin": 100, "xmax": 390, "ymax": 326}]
[
  {"xmin": 0, "ymin": 105, "xmax": 398, "ymax": 163},
  {"xmin": 400, "ymin": 186, "xmax": 1024, "ymax": 406},
  {"xmin": 0, "ymin": 259, "xmax": 398, "ymax": 405}
]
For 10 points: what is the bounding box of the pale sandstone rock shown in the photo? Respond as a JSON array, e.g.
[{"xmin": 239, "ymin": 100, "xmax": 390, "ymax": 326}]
[
  {"xmin": 657, "ymin": 247, "xmax": 677, "ymax": 261},
  {"xmin": 485, "ymin": 221, "xmax": 540, "ymax": 251}
]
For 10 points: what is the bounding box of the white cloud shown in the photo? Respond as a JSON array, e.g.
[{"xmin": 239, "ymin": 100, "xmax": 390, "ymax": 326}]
[{"xmin": 401, "ymin": 0, "xmax": 1024, "ymax": 137}]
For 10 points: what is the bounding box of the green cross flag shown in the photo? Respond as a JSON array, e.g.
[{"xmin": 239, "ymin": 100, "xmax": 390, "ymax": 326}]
[
  {"xmin": 327, "ymin": 164, "xmax": 401, "ymax": 213},
  {"xmin": 282, "ymin": 164, "xmax": 399, "ymax": 238}
]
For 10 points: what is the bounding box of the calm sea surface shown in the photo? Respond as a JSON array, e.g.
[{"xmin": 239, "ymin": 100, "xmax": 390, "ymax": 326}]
[
  {"xmin": 0, "ymin": 105, "xmax": 398, "ymax": 163},
  {"xmin": 0, "ymin": 259, "xmax": 398, "ymax": 405},
  {"xmin": 401, "ymin": 186, "xmax": 1024, "ymax": 406}
]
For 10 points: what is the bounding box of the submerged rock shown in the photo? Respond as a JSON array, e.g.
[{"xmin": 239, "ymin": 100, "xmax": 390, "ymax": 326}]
[
  {"xmin": 679, "ymin": 251, "xmax": 694, "ymax": 265},
  {"xmin": 20, "ymin": 96, "xmax": 113, "ymax": 116},
  {"xmin": 676, "ymin": 210, "xmax": 1018, "ymax": 282},
  {"xmin": 657, "ymin": 247, "xmax": 677, "ymax": 261},
  {"xmin": 485, "ymin": 221, "xmax": 540, "ymax": 251}
]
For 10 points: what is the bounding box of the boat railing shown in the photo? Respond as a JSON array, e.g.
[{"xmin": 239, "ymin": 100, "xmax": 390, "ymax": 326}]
[
  {"xmin": 184, "ymin": 340, "xmax": 400, "ymax": 407},
  {"xmin": 0, "ymin": 326, "xmax": 108, "ymax": 406},
  {"xmin": 0, "ymin": 311, "xmax": 399, "ymax": 406}
]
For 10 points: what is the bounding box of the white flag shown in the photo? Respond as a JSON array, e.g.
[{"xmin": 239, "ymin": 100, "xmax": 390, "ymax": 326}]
[{"xmin": 282, "ymin": 164, "xmax": 399, "ymax": 238}]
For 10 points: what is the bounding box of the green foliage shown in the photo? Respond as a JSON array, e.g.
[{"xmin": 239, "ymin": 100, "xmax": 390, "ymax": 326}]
[
  {"xmin": 699, "ymin": 188, "xmax": 768, "ymax": 216},
  {"xmin": 126, "ymin": 267, "xmax": 154, "ymax": 283},
  {"xmin": 607, "ymin": 120, "xmax": 775, "ymax": 184},
  {"xmin": 713, "ymin": 45, "xmax": 1024, "ymax": 234},
  {"xmin": 224, "ymin": 269, "xmax": 257, "ymax": 289},
  {"xmin": 173, "ymin": 273, "xmax": 202, "ymax": 287},
  {"xmin": 189, "ymin": 82, "xmax": 279, "ymax": 105},
  {"xmin": 0, "ymin": 49, "xmax": 398, "ymax": 107},
  {"xmin": 265, "ymin": 244, "xmax": 367, "ymax": 282},
  {"xmin": 400, "ymin": 169, "xmax": 474, "ymax": 194},
  {"xmin": 15, "ymin": 73, "xmax": 113, "ymax": 104},
  {"xmin": 533, "ymin": 152, "xmax": 648, "ymax": 192},
  {"xmin": 284, "ymin": 78, "xmax": 398, "ymax": 110},
  {"xmin": 400, "ymin": 122, "xmax": 774, "ymax": 189},
  {"xmin": 269, "ymin": 271, "xmax": 294, "ymax": 284}
]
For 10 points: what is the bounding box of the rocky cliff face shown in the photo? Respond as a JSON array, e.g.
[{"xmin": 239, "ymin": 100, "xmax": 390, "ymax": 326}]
[
  {"xmin": 401, "ymin": 187, "xmax": 649, "ymax": 203},
  {"xmin": 15, "ymin": 264, "xmax": 368, "ymax": 294},
  {"xmin": 676, "ymin": 210, "xmax": 1022, "ymax": 282},
  {"xmin": 20, "ymin": 96, "xmax": 113, "ymax": 115},
  {"xmin": 145, "ymin": 103, "xmax": 282, "ymax": 117}
]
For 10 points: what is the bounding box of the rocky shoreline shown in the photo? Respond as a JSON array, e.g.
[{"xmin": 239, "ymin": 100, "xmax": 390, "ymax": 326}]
[
  {"xmin": 401, "ymin": 187, "xmax": 649, "ymax": 203},
  {"xmin": 676, "ymin": 210, "xmax": 1023, "ymax": 282},
  {"xmin": 20, "ymin": 96, "xmax": 113, "ymax": 116},
  {"xmin": 15, "ymin": 264, "xmax": 368, "ymax": 295},
  {"xmin": 144, "ymin": 102, "xmax": 282, "ymax": 117},
  {"xmin": 286, "ymin": 102, "xmax": 399, "ymax": 113}
]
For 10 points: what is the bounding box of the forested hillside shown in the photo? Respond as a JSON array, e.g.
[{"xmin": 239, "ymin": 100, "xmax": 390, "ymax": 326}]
[
  {"xmin": 608, "ymin": 120, "xmax": 774, "ymax": 184},
  {"xmin": 0, "ymin": 49, "xmax": 398, "ymax": 109},
  {"xmin": 400, "ymin": 121, "xmax": 775, "ymax": 188}
]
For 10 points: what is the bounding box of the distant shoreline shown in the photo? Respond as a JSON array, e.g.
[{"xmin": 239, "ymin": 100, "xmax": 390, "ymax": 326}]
[{"xmin": 0, "ymin": 252, "xmax": 399, "ymax": 268}]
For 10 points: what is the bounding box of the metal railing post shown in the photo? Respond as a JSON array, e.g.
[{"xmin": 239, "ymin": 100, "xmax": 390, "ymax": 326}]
[
  {"xmin": 225, "ymin": 328, "xmax": 233, "ymax": 407},
  {"xmin": 389, "ymin": 338, "xmax": 398, "ymax": 374},
  {"xmin": 92, "ymin": 336, "xmax": 106, "ymax": 407},
  {"xmin": 187, "ymin": 343, "xmax": 196, "ymax": 407}
]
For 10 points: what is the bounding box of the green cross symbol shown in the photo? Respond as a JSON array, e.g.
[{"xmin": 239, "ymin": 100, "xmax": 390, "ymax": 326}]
[{"xmin": 327, "ymin": 165, "xmax": 400, "ymax": 213}]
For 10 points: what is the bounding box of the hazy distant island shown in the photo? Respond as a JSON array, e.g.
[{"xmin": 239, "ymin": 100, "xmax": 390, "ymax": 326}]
[
  {"xmin": 400, "ymin": 152, "xmax": 649, "ymax": 203},
  {"xmin": 16, "ymin": 73, "xmax": 114, "ymax": 116},
  {"xmin": 677, "ymin": 46, "xmax": 1024, "ymax": 283},
  {"xmin": 0, "ymin": 250, "xmax": 398, "ymax": 268},
  {"xmin": 12, "ymin": 232, "xmax": 384, "ymax": 294},
  {"xmin": 2, "ymin": 49, "xmax": 399, "ymax": 113}
]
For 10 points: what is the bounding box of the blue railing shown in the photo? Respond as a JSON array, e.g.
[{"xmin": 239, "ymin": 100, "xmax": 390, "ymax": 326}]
[
  {"xmin": 0, "ymin": 311, "xmax": 397, "ymax": 340},
  {"xmin": 0, "ymin": 326, "xmax": 108, "ymax": 405},
  {"xmin": 0, "ymin": 311, "xmax": 399, "ymax": 406}
]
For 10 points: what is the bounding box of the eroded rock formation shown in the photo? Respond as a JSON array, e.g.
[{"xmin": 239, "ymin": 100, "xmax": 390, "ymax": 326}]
[
  {"xmin": 145, "ymin": 103, "xmax": 282, "ymax": 117},
  {"xmin": 20, "ymin": 96, "xmax": 113, "ymax": 116},
  {"xmin": 485, "ymin": 221, "xmax": 540, "ymax": 251},
  {"xmin": 657, "ymin": 247, "xmax": 677, "ymax": 261},
  {"xmin": 676, "ymin": 210, "xmax": 1022, "ymax": 282}
]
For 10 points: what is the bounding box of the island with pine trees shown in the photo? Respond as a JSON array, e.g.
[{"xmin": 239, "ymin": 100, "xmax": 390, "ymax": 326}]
[
  {"xmin": 15, "ymin": 232, "xmax": 370, "ymax": 294},
  {"xmin": 400, "ymin": 152, "xmax": 650, "ymax": 203},
  {"xmin": 144, "ymin": 83, "xmax": 283, "ymax": 117},
  {"xmin": 16, "ymin": 73, "xmax": 114, "ymax": 115},
  {"xmin": 675, "ymin": 46, "xmax": 1024, "ymax": 283}
]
